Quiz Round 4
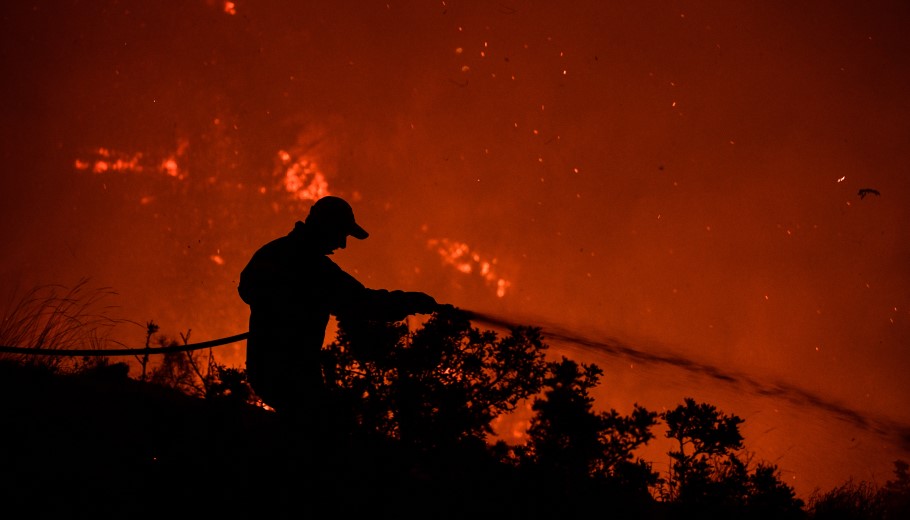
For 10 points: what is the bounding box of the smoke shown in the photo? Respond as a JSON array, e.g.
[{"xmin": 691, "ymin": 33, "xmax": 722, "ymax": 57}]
[{"xmin": 2, "ymin": 0, "xmax": 908, "ymax": 498}]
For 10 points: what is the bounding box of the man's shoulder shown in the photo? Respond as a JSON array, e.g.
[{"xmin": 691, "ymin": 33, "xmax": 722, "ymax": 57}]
[
  {"xmin": 253, "ymin": 233, "xmax": 301, "ymax": 257},
  {"xmin": 314, "ymin": 254, "xmax": 346, "ymax": 272},
  {"xmin": 252, "ymin": 240, "xmax": 341, "ymax": 266}
]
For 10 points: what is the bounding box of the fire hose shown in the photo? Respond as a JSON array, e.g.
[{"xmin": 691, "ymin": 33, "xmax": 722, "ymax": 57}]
[{"xmin": 0, "ymin": 332, "xmax": 250, "ymax": 357}]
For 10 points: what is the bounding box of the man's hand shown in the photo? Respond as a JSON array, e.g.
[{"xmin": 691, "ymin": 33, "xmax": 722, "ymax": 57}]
[{"xmin": 405, "ymin": 291, "xmax": 439, "ymax": 314}]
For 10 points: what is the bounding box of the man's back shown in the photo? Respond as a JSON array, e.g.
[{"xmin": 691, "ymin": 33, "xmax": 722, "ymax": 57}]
[{"xmin": 239, "ymin": 222, "xmax": 362, "ymax": 411}]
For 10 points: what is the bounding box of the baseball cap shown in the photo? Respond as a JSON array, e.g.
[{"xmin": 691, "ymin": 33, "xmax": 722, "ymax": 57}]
[{"xmin": 306, "ymin": 196, "xmax": 369, "ymax": 239}]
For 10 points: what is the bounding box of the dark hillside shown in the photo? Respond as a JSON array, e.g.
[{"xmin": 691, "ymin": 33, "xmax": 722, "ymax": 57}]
[
  {"xmin": 0, "ymin": 361, "xmax": 533, "ymax": 519},
  {"xmin": 1, "ymin": 361, "xmax": 317, "ymax": 517}
]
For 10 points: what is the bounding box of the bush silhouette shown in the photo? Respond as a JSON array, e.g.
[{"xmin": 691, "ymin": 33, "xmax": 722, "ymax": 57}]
[
  {"xmin": 325, "ymin": 307, "xmax": 549, "ymax": 452},
  {"xmin": 4, "ymin": 290, "xmax": 909, "ymax": 518}
]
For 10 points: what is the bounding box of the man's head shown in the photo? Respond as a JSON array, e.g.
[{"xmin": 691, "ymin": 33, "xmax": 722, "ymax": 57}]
[{"xmin": 305, "ymin": 196, "xmax": 368, "ymax": 254}]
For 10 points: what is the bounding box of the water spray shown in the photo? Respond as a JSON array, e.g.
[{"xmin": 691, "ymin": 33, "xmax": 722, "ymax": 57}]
[{"xmin": 460, "ymin": 308, "xmax": 910, "ymax": 453}]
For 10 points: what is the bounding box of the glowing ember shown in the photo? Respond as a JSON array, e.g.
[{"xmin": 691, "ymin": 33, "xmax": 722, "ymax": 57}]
[{"xmin": 427, "ymin": 238, "xmax": 511, "ymax": 298}]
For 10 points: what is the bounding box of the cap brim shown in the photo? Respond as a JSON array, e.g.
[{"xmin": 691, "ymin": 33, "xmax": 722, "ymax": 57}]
[{"xmin": 349, "ymin": 223, "xmax": 369, "ymax": 240}]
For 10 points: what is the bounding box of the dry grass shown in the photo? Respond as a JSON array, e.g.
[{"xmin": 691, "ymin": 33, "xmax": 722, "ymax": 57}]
[{"xmin": 0, "ymin": 278, "xmax": 138, "ymax": 372}]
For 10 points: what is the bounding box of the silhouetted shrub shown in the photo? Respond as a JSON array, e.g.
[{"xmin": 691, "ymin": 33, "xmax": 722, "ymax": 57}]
[{"xmin": 326, "ymin": 306, "xmax": 549, "ymax": 451}]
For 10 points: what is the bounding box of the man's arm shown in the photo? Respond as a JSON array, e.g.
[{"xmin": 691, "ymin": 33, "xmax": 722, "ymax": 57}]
[
  {"xmin": 348, "ymin": 289, "xmax": 438, "ymax": 322},
  {"xmin": 329, "ymin": 266, "xmax": 438, "ymax": 322}
]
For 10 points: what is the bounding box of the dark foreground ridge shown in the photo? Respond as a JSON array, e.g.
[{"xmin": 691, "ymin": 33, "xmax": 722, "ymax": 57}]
[
  {"xmin": 4, "ymin": 352, "xmax": 907, "ymax": 519},
  {"xmin": 0, "ymin": 361, "xmax": 628, "ymax": 519}
]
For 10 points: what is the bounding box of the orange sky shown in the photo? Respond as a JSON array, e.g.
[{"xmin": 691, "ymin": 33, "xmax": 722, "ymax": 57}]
[{"xmin": 1, "ymin": 0, "xmax": 909, "ymax": 498}]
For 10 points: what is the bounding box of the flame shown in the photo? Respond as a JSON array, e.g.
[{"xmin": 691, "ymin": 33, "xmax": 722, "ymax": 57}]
[
  {"xmin": 276, "ymin": 150, "xmax": 330, "ymax": 202},
  {"xmin": 427, "ymin": 238, "xmax": 511, "ymax": 298},
  {"xmin": 75, "ymin": 145, "xmax": 187, "ymax": 180},
  {"xmin": 73, "ymin": 147, "xmax": 144, "ymax": 174},
  {"xmin": 205, "ymin": 0, "xmax": 236, "ymax": 15}
]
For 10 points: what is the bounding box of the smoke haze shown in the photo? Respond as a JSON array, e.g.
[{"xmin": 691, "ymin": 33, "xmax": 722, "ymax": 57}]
[{"xmin": 2, "ymin": 0, "xmax": 909, "ymax": 497}]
